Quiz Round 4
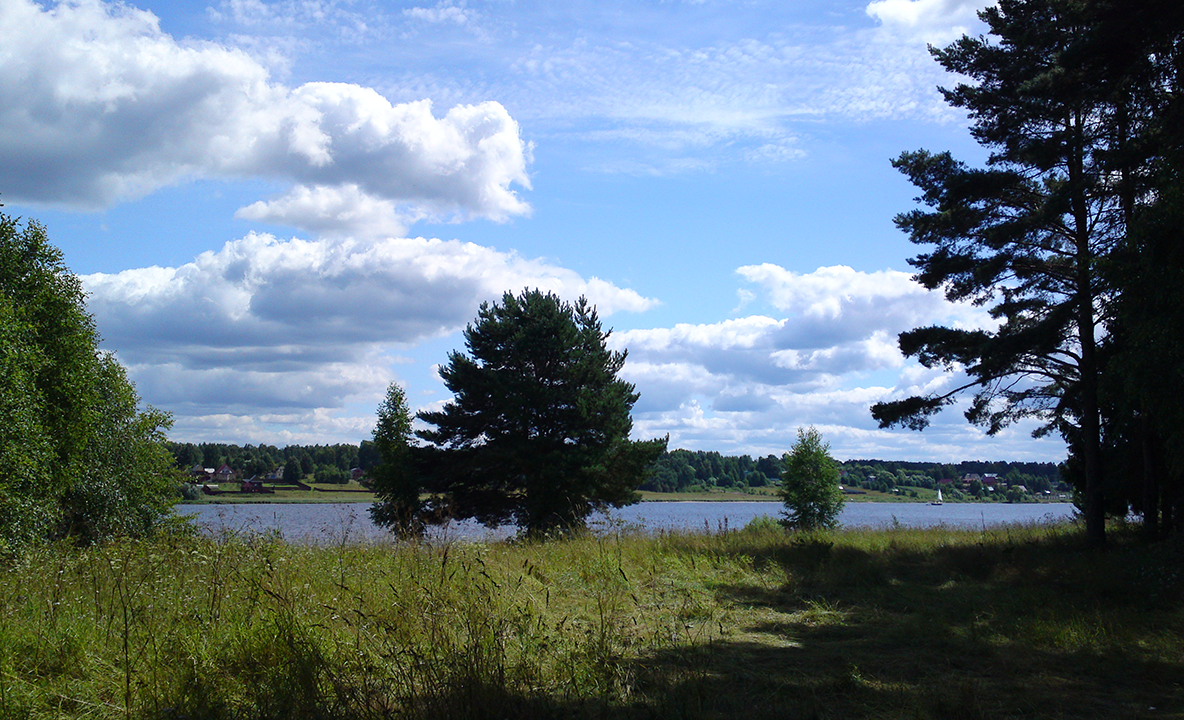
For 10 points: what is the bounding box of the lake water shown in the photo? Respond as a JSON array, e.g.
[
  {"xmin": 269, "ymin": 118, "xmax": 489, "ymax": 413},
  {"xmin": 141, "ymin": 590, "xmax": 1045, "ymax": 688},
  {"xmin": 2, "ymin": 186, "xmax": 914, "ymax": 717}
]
[{"xmin": 175, "ymin": 500, "xmax": 1077, "ymax": 544}]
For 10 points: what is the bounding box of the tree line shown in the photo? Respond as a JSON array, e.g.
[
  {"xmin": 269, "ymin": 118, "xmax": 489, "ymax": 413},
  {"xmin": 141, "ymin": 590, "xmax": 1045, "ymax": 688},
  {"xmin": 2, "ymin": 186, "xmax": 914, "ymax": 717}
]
[
  {"xmin": 168, "ymin": 437, "xmax": 1064, "ymax": 499},
  {"xmin": 639, "ymin": 449, "xmax": 1061, "ymax": 494},
  {"xmin": 166, "ymin": 441, "xmax": 381, "ymax": 483}
]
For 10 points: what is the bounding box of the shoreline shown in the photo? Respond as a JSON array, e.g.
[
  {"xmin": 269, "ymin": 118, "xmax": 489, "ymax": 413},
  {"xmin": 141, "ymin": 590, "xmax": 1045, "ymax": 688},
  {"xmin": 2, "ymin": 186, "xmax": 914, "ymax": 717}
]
[{"xmin": 184, "ymin": 489, "xmax": 1069, "ymax": 506}]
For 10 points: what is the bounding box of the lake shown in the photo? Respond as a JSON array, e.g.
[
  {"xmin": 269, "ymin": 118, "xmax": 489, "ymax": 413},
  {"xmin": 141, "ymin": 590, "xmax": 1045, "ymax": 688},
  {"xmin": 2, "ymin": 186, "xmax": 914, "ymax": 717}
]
[{"xmin": 176, "ymin": 500, "xmax": 1077, "ymax": 543}]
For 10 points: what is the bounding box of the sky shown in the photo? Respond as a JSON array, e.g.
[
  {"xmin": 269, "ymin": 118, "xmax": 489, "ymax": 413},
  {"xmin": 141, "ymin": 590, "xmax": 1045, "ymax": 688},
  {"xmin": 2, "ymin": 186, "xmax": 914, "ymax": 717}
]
[{"xmin": 0, "ymin": 0, "xmax": 1068, "ymax": 462}]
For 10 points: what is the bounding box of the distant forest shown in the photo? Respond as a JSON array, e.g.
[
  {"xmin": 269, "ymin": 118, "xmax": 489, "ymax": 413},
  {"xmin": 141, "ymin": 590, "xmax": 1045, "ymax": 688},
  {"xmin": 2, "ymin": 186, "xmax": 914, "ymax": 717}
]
[
  {"xmin": 167, "ymin": 441, "xmax": 381, "ymax": 484},
  {"xmin": 168, "ymin": 442, "xmax": 1062, "ymax": 493},
  {"xmin": 640, "ymin": 450, "xmax": 1062, "ymax": 494}
]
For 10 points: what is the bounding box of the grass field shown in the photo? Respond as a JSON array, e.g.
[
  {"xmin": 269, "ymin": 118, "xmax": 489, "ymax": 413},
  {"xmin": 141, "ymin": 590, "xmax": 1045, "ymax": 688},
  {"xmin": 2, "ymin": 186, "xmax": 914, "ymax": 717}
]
[
  {"xmin": 1, "ymin": 518, "xmax": 1180, "ymax": 719},
  {"xmin": 191, "ymin": 481, "xmax": 377, "ymax": 504}
]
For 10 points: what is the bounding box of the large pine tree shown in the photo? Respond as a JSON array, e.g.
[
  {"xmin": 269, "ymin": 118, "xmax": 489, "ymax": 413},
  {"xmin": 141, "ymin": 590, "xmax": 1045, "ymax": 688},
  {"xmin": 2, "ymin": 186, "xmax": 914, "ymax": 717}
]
[
  {"xmin": 869, "ymin": 0, "xmax": 1179, "ymax": 546},
  {"xmin": 408, "ymin": 289, "xmax": 666, "ymax": 537}
]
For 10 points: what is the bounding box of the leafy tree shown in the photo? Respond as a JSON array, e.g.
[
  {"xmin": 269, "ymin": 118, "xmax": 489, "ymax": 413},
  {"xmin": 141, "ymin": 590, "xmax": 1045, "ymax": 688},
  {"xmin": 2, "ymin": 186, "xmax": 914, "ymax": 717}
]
[
  {"xmin": 779, "ymin": 427, "xmax": 844, "ymax": 531},
  {"xmin": 868, "ymin": 0, "xmax": 1170, "ymax": 546},
  {"xmin": 411, "ymin": 289, "xmax": 667, "ymax": 537},
  {"xmin": 0, "ymin": 293, "xmax": 56, "ymax": 546},
  {"xmin": 60, "ymin": 355, "xmax": 178, "ymax": 543},
  {"xmin": 314, "ymin": 465, "xmax": 348, "ymax": 483},
  {"xmin": 282, "ymin": 459, "xmax": 302, "ymax": 483},
  {"xmin": 357, "ymin": 440, "xmax": 381, "ymax": 470},
  {"xmin": 368, "ymin": 383, "xmax": 421, "ymax": 537},
  {"xmin": 0, "ymin": 213, "xmax": 177, "ymax": 548},
  {"xmin": 756, "ymin": 454, "xmax": 782, "ymax": 480}
]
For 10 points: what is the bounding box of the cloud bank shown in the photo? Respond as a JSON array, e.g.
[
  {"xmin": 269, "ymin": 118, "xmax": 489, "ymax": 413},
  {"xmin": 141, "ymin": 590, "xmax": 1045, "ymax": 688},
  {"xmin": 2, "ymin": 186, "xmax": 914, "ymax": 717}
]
[
  {"xmin": 615, "ymin": 265, "xmax": 1061, "ymax": 460},
  {"xmin": 83, "ymin": 232, "xmax": 655, "ymax": 438},
  {"xmin": 0, "ymin": 0, "xmax": 531, "ymax": 236}
]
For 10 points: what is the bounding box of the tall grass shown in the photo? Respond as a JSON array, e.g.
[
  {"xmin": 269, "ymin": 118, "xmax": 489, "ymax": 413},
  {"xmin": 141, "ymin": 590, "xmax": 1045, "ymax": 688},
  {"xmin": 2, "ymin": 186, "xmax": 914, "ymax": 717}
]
[{"xmin": 0, "ymin": 520, "xmax": 1181, "ymax": 719}]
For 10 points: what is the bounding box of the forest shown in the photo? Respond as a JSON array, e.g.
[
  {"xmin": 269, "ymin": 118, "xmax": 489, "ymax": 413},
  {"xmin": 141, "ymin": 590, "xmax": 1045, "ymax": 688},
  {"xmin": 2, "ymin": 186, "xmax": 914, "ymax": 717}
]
[
  {"xmin": 639, "ymin": 449, "xmax": 1061, "ymax": 497},
  {"xmin": 166, "ymin": 440, "xmax": 380, "ymax": 484}
]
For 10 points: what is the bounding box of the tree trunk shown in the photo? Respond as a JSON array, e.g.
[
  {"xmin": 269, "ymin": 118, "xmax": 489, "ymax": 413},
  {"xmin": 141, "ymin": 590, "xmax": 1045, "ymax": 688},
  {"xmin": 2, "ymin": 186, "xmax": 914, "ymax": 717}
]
[
  {"xmin": 1142, "ymin": 413, "xmax": 1160, "ymax": 539},
  {"xmin": 1164, "ymin": 471, "xmax": 1179, "ymax": 535},
  {"xmin": 1080, "ymin": 377, "xmax": 1105, "ymax": 548},
  {"xmin": 1071, "ymin": 108, "xmax": 1106, "ymax": 549}
]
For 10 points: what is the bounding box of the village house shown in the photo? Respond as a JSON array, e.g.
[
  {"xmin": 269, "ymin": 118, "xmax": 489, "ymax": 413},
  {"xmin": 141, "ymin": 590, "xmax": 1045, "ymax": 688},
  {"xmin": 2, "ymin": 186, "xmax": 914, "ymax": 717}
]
[{"xmin": 188, "ymin": 465, "xmax": 215, "ymax": 482}]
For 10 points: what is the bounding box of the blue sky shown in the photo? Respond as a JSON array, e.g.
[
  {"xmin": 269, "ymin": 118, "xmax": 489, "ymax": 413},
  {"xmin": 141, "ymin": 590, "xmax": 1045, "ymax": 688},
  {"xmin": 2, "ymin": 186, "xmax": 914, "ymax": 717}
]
[{"xmin": 0, "ymin": 0, "xmax": 1066, "ymax": 461}]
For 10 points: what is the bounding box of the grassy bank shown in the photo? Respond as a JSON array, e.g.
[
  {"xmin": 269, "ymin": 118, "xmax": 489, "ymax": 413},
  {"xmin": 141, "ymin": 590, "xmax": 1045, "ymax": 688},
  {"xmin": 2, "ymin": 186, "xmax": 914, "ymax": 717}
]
[
  {"xmin": 1, "ymin": 521, "xmax": 1180, "ymax": 719},
  {"xmin": 188, "ymin": 481, "xmax": 376, "ymax": 504}
]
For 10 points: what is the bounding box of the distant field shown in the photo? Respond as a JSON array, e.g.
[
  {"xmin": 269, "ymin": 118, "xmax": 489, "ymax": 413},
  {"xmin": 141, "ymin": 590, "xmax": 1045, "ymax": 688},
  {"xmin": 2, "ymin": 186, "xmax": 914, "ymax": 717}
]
[{"xmin": 193, "ymin": 481, "xmax": 376, "ymax": 504}]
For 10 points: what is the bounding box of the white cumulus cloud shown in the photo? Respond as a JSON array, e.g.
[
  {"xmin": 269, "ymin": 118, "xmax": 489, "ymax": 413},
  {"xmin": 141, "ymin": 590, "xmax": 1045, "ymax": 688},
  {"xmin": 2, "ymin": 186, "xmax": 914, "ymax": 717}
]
[
  {"xmin": 0, "ymin": 0, "xmax": 531, "ymax": 235},
  {"xmin": 83, "ymin": 232, "xmax": 655, "ymax": 436},
  {"xmin": 613, "ymin": 264, "xmax": 1061, "ymax": 460},
  {"xmin": 866, "ymin": 0, "xmax": 988, "ymax": 44}
]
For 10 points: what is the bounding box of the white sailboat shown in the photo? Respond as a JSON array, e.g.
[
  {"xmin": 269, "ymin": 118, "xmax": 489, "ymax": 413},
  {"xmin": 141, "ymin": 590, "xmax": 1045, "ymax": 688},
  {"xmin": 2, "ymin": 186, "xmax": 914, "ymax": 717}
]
[{"xmin": 931, "ymin": 488, "xmax": 943, "ymax": 506}]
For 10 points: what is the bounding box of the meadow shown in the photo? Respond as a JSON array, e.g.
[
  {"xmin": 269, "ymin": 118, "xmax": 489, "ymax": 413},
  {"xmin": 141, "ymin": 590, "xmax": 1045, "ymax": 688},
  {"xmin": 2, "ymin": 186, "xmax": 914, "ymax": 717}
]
[{"xmin": 1, "ymin": 519, "xmax": 1180, "ymax": 719}]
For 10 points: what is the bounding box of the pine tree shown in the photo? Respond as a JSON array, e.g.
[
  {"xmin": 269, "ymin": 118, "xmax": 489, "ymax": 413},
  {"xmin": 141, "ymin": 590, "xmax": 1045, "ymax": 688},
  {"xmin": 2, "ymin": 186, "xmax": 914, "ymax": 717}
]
[
  {"xmin": 411, "ymin": 289, "xmax": 666, "ymax": 537},
  {"xmin": 869, "ymin": 0, "xmax": 1179, "ymax": 546}
]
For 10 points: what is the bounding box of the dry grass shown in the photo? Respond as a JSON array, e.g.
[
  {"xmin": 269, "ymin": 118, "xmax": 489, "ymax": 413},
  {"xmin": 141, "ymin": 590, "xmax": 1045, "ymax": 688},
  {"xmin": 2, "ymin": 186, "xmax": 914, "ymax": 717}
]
[{"xmin": 0, "ymin": 519, "xmax": 1181, "ymax": 718}]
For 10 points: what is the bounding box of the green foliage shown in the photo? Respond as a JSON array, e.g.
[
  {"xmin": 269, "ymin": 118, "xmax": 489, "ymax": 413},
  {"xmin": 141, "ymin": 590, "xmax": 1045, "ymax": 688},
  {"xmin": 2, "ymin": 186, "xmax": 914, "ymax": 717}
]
[
  {"xmin": 779, "ymin": 427, "xmax": 844, "ymax": 531},
  {"xmin": 368, "ymin": 382, "xmax": 421, "ymax": 536},
  {"xmin": 281, "ymin": 459, "xmax": 301, "ymax": 483},
  {"xmin": 642, "ymin": 449, "xmax": 778, "ymax": 492},
  {"xmin": 0, "ymin": 214, "xmax": 177, "ymax": 548},
  {"xmin": 413, "ymin": 289, "xmax": 667, "ymax": 536},
  {"xmin": 867, "ymin": 0, "xmax": 1184, "ymax": 545},
  {"xmin": 60, "ymin": 356, "xmax": 178, "ymax": 543},
  {"xmin": 312, "ymin": 464, "xmax": 348, "ymax": 483},
  {"xmin": 178, "ymin": 483, "xmax": 203, "ymax": 502},
  {"xmin": 165, "ymin": 441, "xmax": 366, "ymax": 476}
]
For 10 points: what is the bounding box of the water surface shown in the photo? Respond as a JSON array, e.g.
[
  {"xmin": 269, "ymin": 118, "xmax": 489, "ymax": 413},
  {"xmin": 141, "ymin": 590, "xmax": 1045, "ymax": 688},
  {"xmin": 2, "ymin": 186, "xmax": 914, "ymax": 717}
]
[{"xmin": 176, "ymin": 500, "xmax": 1076, "ymax": 544}]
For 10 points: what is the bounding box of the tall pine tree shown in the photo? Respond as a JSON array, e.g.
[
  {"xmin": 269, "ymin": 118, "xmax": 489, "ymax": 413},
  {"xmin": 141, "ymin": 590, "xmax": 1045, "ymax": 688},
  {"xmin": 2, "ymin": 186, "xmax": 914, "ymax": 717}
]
[
  {"xmin": 870, "ymin": 0, "xmax": 1178, "ymax": 546},
  {"xmin": 410, "ymin": 290, "xmax": 666, "ymax": 537}
]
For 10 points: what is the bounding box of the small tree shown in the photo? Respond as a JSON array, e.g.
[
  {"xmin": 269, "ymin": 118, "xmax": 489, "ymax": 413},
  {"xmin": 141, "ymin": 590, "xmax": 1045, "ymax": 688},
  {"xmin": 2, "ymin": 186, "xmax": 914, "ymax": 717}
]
[
  {"xmin": 411, "ymin": 289, "xmax": 666, "ymax": 537},
  {"xmin": 779, "ymin": 427, "xmax": 844, "ymax": 531},
  {"xmin": 368, "ymin": 382, "xmax": 421, "ymax": 537}
]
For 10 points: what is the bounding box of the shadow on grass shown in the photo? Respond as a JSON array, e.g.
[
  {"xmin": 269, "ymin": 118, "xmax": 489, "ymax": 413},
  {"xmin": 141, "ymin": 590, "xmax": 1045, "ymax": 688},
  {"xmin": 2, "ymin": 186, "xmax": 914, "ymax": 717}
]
[{"xmin": 629, "ymin": 527, "xmax": 1184, "ymax": 719}]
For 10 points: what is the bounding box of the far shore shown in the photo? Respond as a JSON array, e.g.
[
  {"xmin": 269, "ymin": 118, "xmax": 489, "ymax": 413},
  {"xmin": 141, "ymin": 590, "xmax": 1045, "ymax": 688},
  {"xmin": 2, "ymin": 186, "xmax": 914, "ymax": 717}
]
[{"xmin": 184, "ymin": 484, "xmax": 1069, "ymax": 505}]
